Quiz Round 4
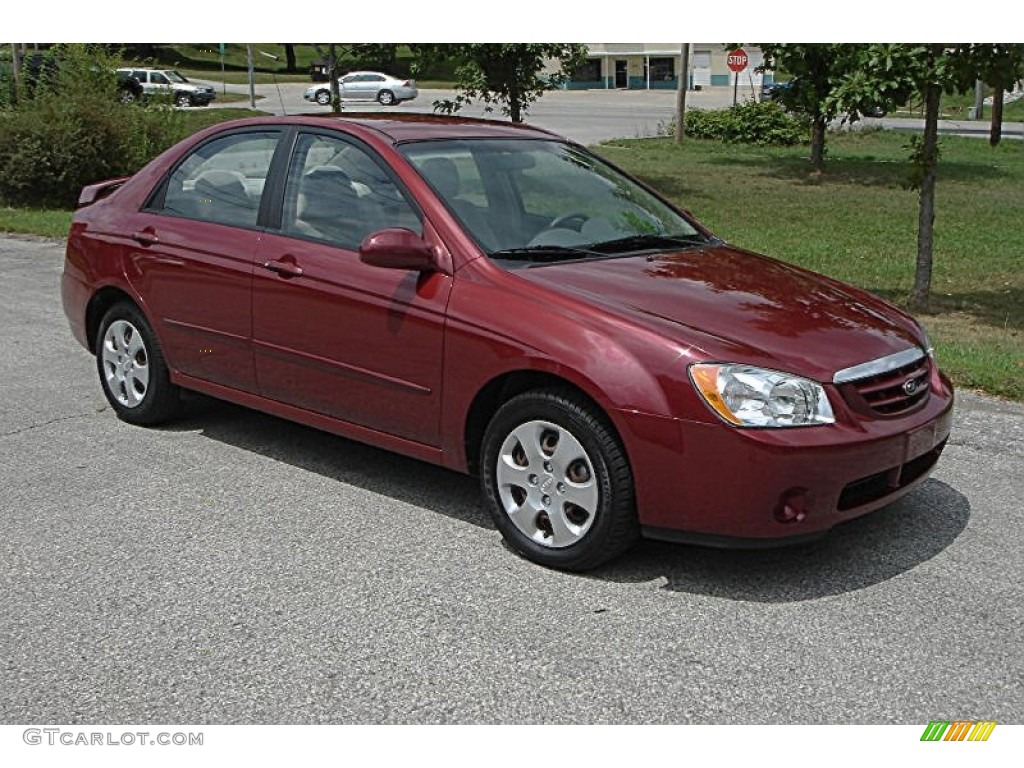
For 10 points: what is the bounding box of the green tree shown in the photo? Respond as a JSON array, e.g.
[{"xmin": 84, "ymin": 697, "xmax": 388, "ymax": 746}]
[
  {"xmin": 967, "ymin": 44, "xmax": 1024, "ymax": 146},
  {"xmin": 418, "ymin": 44, "xmax": 587, "ymax": 123},
  {"xmin": 829, "ymin": 44, "xmax": 1024, "ymax": 310},
  {"xmin": 756, "ymin": 44, "xmax": 871, "ymax": 169}
]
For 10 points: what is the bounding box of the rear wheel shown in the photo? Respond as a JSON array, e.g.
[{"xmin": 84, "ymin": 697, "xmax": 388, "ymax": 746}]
[
  {"xmin": 481, "ymin": 389, "xmax": 639, "ymax": 571},
  {"xmin": 95, "ymin": 302, "xmax": 181, "ymax": 426},
  {"xmin": 377, "ymin": 89, "xmax": 395, "ymax": 106}
]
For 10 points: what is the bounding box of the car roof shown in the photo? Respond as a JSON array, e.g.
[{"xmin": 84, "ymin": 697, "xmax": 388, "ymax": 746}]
[{"xmin": 205, "ymin": 113, "xmax": 565, "ymax": 144}]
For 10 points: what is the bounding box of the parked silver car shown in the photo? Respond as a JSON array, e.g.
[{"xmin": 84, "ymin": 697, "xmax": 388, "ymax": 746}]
[
  {"xmin": 116, "ymin": 68, "xmax": 216, "ymax": 108},
  {"xmin": 304, "ymin": 71, "xmax": 418, "ymax": 107}
]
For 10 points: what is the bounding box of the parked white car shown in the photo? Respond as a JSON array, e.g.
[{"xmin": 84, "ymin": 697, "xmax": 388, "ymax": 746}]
[
  {"xmin": 117, "ymin": 68, "xmax": 216, "ymax": 108},
  {"xmin": 304, "ymin": 71, "xmax": 418, "ymax": 107}
]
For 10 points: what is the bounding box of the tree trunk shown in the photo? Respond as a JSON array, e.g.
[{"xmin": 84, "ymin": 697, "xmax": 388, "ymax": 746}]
[
  {"xmin": 329, "ymin": 43, "xmax": 341, "ymax": 114},
  {"xmin": 509, "ymin": 85, "xmax": 522, "ymax": 123},
  {"xmin": 9, "ymin": 43, "xmax": 21, "ymax": 104},
  {"xmin": 989, "ymin": 84, "xmax": 1004, "ymax": 147},
  {"xmin": 674, "ymin": 43, "xmax": 690, "ymax": 144},
  {"xmin": 911, "ymin": 82, "xmax": 941, "ymax": 311},
  {"xmin": 284, "ymin": 44, "xmax": 296, "ymax": 73},
  {"xmin": 810, "ymin": 115, "xmax": 827, "ymax": 169}
]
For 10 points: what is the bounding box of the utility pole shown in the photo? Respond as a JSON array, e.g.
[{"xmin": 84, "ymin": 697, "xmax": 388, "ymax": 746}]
[
  {"xmin": 973, "ymin": 79, "xmax": 985, "ymax": 119},
  {"xmin": 674, "ymin": 43, "xmax": 690, "ymax": 144},
  {"xmin": 247, "ymin": 44, "xmax": 256, "ymax": 109}
]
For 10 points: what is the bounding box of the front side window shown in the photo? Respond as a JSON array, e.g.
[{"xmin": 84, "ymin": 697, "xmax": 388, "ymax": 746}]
[
  {"xmin": 158, "ymin": 131, "xmax": 279, "ymax": 228},
  {"xmin": 281, "ymin": 133, "xmax": 421, "ymax": 250},
  {"xmin": 150, "ymin": 72, "xmax": 168, "ymax": 85}
]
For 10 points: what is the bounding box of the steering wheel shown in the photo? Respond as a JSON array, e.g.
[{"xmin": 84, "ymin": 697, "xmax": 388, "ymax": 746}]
[{"xmin": 548, "ymin": 211, "xmax": 590, "ymax": 232}]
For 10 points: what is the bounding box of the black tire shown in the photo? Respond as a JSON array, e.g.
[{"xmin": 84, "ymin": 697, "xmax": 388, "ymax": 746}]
[
  {"xmin": 174, "ymin": 92, "xmax": 192, "ymax": 108},
  {"xmin": 315, "ymin": 90, "xmax": 331, "ymax": 106},
  {"xmin": 480, "ymin": 388, "xmax": 639, "ymax": 571},
  {"xmin": 118, "ymin": 89, "xmax": 136, "ymax": 105},
  {"xmin": 377, "ymin": 89, "xmax": 395, "ymax": 106},
  {"xmin": 95, "ymin": 302, "xmax": 181, "ymax": 426}
]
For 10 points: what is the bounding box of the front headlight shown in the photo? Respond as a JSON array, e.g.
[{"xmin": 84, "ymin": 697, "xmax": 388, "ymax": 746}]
[{"xmin": 689, "ymin": 363, "xmax": 835, "ymax": 428}]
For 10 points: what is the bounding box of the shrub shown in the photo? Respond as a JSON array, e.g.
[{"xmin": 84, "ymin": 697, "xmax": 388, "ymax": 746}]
[
  {"xmin": 670, "ymin": 100, "xmax": 808, "ymax": 146},
  {"xmin": 0, "ymin": 45, "xmax": 186, "ymax": 208}
]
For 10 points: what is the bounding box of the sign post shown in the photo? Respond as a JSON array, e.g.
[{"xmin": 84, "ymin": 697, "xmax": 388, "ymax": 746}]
[{"xmin": 727, "ymin": 48, "xmax": 748, "ymax": 105}]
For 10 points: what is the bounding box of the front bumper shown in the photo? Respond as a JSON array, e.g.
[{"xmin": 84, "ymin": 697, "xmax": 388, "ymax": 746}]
[{"xmin": 615, "ymin": 380, "xmax": 954, "ymax": 542}]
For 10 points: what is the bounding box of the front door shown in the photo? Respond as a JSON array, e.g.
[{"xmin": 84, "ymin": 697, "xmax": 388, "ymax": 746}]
[
  {"xmin": 252, "ymin": 131, "xmax": 451, "ymax": 446},
  {"xmin": 615, "ymin": 60, "xmax": 628, "ymax": 88}
]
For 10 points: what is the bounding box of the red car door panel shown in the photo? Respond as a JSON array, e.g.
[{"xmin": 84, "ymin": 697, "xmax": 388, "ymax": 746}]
[
  {"xmin": 252, "ymin": 232, "xmax": 451, "ymax": 446},
  {"xmin": 125, "ymin": 214, "xmax": 257, "ymax": 393}
]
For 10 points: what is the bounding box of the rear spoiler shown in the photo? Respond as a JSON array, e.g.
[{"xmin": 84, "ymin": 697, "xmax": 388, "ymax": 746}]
[{"xmin": 77, "ymin": 177, "xmax": 131, "ymax": 208}]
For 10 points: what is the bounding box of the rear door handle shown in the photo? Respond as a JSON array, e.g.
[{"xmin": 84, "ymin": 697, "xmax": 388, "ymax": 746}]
[{"xmin": 262, "ymin": 259, "xmax": 304, "ymax": 278}]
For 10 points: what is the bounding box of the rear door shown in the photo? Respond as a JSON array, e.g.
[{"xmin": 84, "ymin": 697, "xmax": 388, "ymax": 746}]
[{"xmin": 127, "ymin": 128, "xmax": 284, "ymax": 393}]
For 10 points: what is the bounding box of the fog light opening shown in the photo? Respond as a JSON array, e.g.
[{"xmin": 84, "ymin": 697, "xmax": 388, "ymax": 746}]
[{"xmin": 774, "ymin": 488, "xmax": 810, "ymax": 524}]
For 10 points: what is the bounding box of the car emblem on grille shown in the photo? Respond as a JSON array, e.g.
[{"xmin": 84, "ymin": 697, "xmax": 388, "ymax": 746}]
[{"xmin": 903, "ymin": 378, "xmax": 919, "ymax": 395}]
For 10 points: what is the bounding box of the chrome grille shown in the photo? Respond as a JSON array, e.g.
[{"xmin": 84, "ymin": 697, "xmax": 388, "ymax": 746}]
[{"xmin": 834, "ymin": 348, "xmax": 932, "ymax": 417}]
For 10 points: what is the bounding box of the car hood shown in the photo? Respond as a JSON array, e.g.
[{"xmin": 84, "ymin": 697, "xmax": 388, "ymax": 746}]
[{"xmin": 516, "ymin": 245, "xmax": 924, "ymax": 383}]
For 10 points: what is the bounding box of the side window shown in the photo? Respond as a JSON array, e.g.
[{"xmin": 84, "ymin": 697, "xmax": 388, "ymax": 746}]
[
  {"xmin": 281, "ymin": 133, "xmax": 421, "ymax": 250},
  {"xmin": 132, "ymin": 70, "xmax": 147, "ymax": 82},
  {"xmin": 158, "ymin": 131, "xmax": 279, "ymax": 228},
  {"xmin": 151, "ymin": 72, "xmax": 168, "ymax": 85},
  {"xmin": 405, "ymin": 146, "xmax": 498, "ymax": 249}
]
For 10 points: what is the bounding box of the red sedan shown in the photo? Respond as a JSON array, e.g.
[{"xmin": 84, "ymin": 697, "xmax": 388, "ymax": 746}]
[{"xmin": 62, "ymin": 114, "xmax": 953, "ymax": 570}]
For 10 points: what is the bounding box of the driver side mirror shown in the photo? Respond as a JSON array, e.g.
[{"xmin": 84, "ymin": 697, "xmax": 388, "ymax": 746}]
[{"xmin": 359, "ymin": 228, "xmax": 435, "ymax": 272}]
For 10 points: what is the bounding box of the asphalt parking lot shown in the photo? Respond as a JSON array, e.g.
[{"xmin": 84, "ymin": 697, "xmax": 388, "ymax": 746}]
[
  {"xmin": 1, "ymin": 234, "xmax": 1022, "ymax": 724},
  {"xmin": 205, "ymin": 80, "xmax": 1024, "ymax": 144}
]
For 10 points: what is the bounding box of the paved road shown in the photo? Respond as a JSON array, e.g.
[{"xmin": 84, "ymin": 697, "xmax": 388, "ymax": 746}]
[
  {"xmin": 1, "ymin": 235, "xmax": 1022, "ymax": 724},
  {"xmin": 207, "ymin": 82, "xmax": 719, "ymax": 144},
  {"xmin": 200, "ymin": 80, "xmax": 1024, "ymax": 144}
]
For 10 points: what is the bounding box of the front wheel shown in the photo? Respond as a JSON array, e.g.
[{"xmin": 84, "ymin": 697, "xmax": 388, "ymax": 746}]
[
  {"xmin": 175, "ymin": 93, "xmax": 192, "ymax": 108},
  {"xmin": 95, "ymin": 302, "xmax": 181, "ymax": 426},
  {"xmin": 315, "ymin": 89, "xmax": 331, "ymax": 106},
  {"xmin": 480, "ymin": 389, "xmax": 639, "ymax": 571}
]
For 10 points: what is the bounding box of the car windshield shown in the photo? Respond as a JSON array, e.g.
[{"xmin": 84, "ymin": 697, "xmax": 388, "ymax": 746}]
[
  {"xmin": 399, "ymin": 139, "xmax": 709, "ymax": 264},
  {"xmin": 165, "ymin": 70, "xmax": 188, "ymax": 84}
]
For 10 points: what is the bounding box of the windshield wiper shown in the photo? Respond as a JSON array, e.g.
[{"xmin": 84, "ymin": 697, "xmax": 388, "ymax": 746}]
[
  {"xmin": 488, "ymin": 244, "xmax": 606, "ymax": 263},
  {"xmin": 589, "ymin": 233, "xmax": 715, "ymax": 254}
]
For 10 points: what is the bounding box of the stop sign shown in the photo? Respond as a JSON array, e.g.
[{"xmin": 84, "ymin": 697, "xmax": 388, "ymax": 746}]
[{"xmin": 727, "ymin": 49, "xmax": 749, "ymax": 73}]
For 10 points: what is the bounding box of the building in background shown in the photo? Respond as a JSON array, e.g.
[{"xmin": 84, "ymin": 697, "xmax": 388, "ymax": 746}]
[{"xmin": 563, "ymin": 44, "xmax": 769, "ymax": 92}]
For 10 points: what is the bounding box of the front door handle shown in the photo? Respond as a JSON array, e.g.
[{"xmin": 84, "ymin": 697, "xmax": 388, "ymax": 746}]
[
  {"xmin": 262, "ymin": 259, "xmax": 304, "ymax": 278},
  {"xmin": 131, "ymin": 230, "xmax": 159, "ymax": 246}
]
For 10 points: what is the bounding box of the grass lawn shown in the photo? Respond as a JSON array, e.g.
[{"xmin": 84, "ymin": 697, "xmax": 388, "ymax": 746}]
[{"xmin": 597, "ymin": 130, "xmax": 1023, "ymax": 400}]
